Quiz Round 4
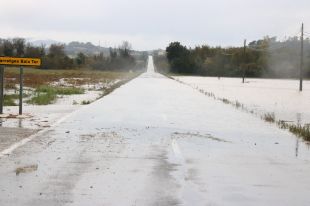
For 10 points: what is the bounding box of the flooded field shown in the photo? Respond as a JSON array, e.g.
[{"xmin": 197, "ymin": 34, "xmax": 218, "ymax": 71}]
[{"xmin": 173, "ymin": 76, "xmax": 310, "ymax": 126}]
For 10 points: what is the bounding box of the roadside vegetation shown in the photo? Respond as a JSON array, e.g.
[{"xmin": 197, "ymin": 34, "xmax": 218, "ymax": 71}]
[
  {"xmin": 263, "ymin": 113, "xmax": 276, "ymax": 123},
  {"xmin": 174, "ymin": 77, "xmax": 310, "ymax": 143},
  {"xmin": 4, "ymin": 94, "xmax": 18, "ymax": 106},
  {"xmin": 3, "ymin": 93, "xmax": 31, "ymax": 106},
  {"xmin": 154, "ymin": 37, "xmax": 310, "ymax": 79},
  {"xmin": 0, "ymin": 37, "xmax": 145, "ymax": 106},
  {"xmin": 0, "ymin": 38, "xmax": 147, "ymax": 71},
  {"xmin": 278, "ymin": 121, "xmax": 310, "ymax": 142},
  {"xmin": 3, "ymin": 69, "xmax": 141, "ymax": 106},
  {"xmin": 26, "ymin": 86, "xmax": 84, "ymax": 105}
]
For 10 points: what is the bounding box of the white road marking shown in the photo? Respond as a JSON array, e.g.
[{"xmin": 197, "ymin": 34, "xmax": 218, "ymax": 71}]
[{"xmin": 0, "ymin": 102, "xmax": 93, "ymax": 158}]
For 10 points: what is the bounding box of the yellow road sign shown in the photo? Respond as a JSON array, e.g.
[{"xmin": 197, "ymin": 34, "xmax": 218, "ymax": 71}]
[{"xmin": 0, "ymin": 57, "xmax": 41, "ymax": 66}]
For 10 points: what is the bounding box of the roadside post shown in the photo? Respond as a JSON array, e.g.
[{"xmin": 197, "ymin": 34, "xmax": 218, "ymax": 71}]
[
  {"xmin": 0, "ymin": 57, "xmax": 41, "ymax": 115},
  {"xmin": 242, "ymin": 39, "xmax": 247, "ymax": 84},
  {"xmin": 0, "ymin": 65, "xmax": 4, "ymax": 114},
  {"xmin": 299, "ymin": 23, "xmax": 304, "ymax": 92},
  {"xmin": 19, "ymin": 67, "xmax": 24, "ymax": 115}
]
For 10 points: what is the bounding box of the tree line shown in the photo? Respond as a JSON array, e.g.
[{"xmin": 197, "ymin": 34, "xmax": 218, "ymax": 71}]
[
  {"xmin": 155, "ymin": 36, "xmax": 310, "ymax": 78},
  {"xmin": 0, "ymin": 38, "xmax": 146, "ymax": 71}
]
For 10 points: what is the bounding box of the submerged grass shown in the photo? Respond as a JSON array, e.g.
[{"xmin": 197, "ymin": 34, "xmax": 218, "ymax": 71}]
[
  {"xmin": 27, "ymin": 85, "xmax": 84, "ymax": 105},
  {"xmin": 4, "ymin": 94, "xmax": 17, "ymax": 106},
  {"xmin": 172, "ymin": 76, "xmax": 310, "ymax": 143},
  {"xmin": 25, "ymin": 70, "xmax": 141, "ymax": 105},
  {"xmin": 36, "ymin": 85, "xmax": 84, "ymax": 95},
  {"xmin": 27, "ymin": 90, "xmax": 57, "ymax": 105},
  {"xmin": 3, "ymin": 93, "xmax": 30, "ymax": 106},
  {"xmin": 278, "ymin": 121, "xmax": 310, "ymax": 142},
  {"xmin": 263, "ymin": 113, "xmax": 276, "ymax": 123},
  {"xmin": 4, "ymin": 68, "xmax": 141, "ymax": 105},
  {"xmin": 81, "ymin": 100, "xmax": 91, "ymax": 105}
]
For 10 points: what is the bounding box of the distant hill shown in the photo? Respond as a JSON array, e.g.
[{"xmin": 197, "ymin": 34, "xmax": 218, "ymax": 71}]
[
  {"xmin": 65, "ymin": 41, "xmax": 149, "ymax": 58},
  {"xmin": 27, "ymin": 39, "xmax": 149, "ymax": 57},
  {"xmin": 28, "ymin": 39, "xmax": 62, "ymax": 47},
  {"xmin": 64, "ymin": 41, "xmax": 110, "ymax": 57}
]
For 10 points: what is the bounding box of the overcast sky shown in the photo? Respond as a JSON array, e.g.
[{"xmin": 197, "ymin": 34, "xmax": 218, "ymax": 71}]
[{"xmin": 1, "ymin": 0, "xmax": 310, "ymax": 50}]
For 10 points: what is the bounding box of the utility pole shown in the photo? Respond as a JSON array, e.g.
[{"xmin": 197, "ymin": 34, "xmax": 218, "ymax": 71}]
[
  {"xmin": 243, "ymin": 39, "xmax": 247, "ymax": 83},
  {"xmin": 299, "ymin": 23, "xmax": 304, "ymax": 92}
]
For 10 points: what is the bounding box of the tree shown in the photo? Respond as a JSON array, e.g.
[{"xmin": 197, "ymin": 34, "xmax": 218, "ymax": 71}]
[
  {"xmin": 3, "ymin": 40, "xmax": 14, "ymax": 56},
  {"xmin": 12, "ymin": 38, "xmax": 25, "ymax": 57},
  {"xmin": 42, "ymin": 44, "xmax": 73, "ymax": 69},
  {"xmin": 24, "ymin": 43, "xmax": 45, "ymax": 58},
  {"xmin": 109, "ymin": 47, "xmax": 117, "ymax": 59},
  {"xmin": 166, "ymin": 42, "xmax": 193, "ymax": 73},
  {"xmin": 76, "ymin": 52, "xmax": 86, "ymax": 65},
  {"xmin": 48, "ymin": 44, "xmax": 65, "ymax": 58},
  {"xmin": 119, "ymin": 41, "xmax": 132, "ymax": 58}
]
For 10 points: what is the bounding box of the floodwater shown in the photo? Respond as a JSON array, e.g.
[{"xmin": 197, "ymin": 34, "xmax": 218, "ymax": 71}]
[
  {"xmin": 174, "ymin": 76, "xmax": 310, "ymax": 125},
  {"xmin": 0, "ymin": 57, "xmax": 310, "ymax": 205}
]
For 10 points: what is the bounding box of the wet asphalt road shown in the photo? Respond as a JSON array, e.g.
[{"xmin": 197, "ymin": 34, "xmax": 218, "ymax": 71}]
[{"xmin": 0, "ymin": 56, "xmax": 310, "ymax": 206}]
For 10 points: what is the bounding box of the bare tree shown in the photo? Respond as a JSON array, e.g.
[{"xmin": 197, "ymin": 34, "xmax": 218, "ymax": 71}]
[
  {"xmin": 119, "ymin": 41, "xmax": 132, "ymax": 58},
  {"xmin": 12, "ymin": 38, "xmax": 26, "ymax": 57}
]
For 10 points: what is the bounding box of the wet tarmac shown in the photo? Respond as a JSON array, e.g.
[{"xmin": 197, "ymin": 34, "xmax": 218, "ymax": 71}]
[{"xmin": 0, "ymin": 56, "xmax": 310, "ymax": 205}]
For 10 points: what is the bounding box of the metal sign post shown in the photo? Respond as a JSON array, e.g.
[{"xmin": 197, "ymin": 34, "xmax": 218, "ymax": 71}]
[
  {"xmin": 19, "ymin": 67, "xmax": 24, "ymax": 115},
  {"xmin": 0, "ymin": 57, "xmax": 41, "ymax": 116},
  {"xmin": 0, "ymin": 66, "xmax": 4, "ymax": 114}
]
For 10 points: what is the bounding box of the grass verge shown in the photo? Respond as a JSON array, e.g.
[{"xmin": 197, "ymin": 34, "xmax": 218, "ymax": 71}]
[
  {"xmin": 263, "ymin": 113, "xmax": 276, "ymax": 123},
  {"xmin": 4, "ymin": 68, "xmax": 139, "ymax": 88},
  {"xmin": 27, "ymin": 86, "xmax": 84, "ymax": 105},
  {"xmin": 4, "ymin": 94, "xmax": 18, "ymax": 106}
]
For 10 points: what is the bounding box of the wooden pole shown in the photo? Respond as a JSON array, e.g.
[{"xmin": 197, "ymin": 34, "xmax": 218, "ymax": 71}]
[
  {"xmin": 299, "ymin": 23, "xmax": 304, "ymax": 92},
  {"xmin": 243, "ymin": 39, "xmax": 246, "ymax": 83}
]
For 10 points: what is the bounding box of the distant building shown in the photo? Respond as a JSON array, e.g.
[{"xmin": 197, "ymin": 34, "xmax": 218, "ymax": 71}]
[{"xmin": 156, "ymin": 50, "xmax": 166, "ymax": 56}]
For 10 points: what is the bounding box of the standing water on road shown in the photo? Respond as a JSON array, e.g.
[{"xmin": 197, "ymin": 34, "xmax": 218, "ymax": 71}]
[
  {"xmin": 147, "ymin": 56, "xmax": 155, "ymax": 73},
  {"xmin": 174, "ymin": 76, "xmax": 310, "ymax": 125},
  {"xmin": 0, "ymin": 56, "xmax": 310, "ymax": 206}
]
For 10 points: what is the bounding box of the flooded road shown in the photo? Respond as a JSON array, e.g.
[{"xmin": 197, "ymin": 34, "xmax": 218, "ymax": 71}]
[
  {"xmin": 0, "ymin": 56, "xmax": 310, "ymax": 205},
  {"xmin": 174, "ymin": 76, "xmax": 310, "ymax": 125}
]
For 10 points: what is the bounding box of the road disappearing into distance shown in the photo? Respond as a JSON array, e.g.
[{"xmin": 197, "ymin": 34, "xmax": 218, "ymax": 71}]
[{"xmin": 0, "ymin": 56, "xmax": 310, "ymax": 206}]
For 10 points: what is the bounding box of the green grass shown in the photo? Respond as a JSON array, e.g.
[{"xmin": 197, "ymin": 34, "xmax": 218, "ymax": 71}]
[
  {"xmin": 27, "ymin": 91, "xmax": 57, "ymax": 105},
  {"xmin": 4, "ymin": 94, "xmax": 17, "ymax": 106},
  {"xmin": 27, "ymin": 85, "xmax": 84, "ymax": 105},
  {"xmin": 5, "ymin": 69, "xmax": 142, "ymax": 105},
  {"xmin": 3, "ymin": 93, "xmax": 30, "ymax": 106},
  {"xmin": 36, "ymin": 85, "xmax": 84, "ymax": 95}
]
